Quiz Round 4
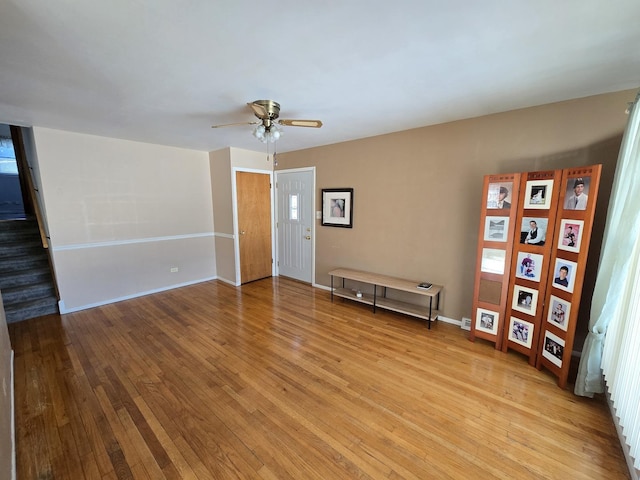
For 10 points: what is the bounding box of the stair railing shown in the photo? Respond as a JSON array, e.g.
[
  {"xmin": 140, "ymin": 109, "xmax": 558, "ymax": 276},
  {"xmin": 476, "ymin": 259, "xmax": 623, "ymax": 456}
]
[
  {"xmin": 11, "ymin": 127, "xmax": 47, "ymax": 248},
  {"xmin": 10, "ymin": 126, "xmax": 60, "ymax": 302}
]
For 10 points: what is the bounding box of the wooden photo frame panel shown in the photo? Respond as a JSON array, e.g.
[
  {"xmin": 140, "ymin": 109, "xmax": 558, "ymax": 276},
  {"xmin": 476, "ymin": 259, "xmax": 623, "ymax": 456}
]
[
  {"xmin": 503, "ymin": 169, "xmax": 562, "ymax": 361},
  {"xmin": 538, "ymin": 165, "xmax": 602, "ymax": 388},
  {"xmin": 470, "ymin": 173, "xmax": 521, "ymax": 349}
]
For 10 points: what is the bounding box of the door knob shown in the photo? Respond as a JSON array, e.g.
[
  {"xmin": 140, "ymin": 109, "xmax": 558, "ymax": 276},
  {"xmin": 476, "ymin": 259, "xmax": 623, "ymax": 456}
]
[
  {"xmin": 305, "ymin": 235, "xmax": 311, "ymax": 240},
  {"xmin": 240, "ymin": 230, "xmax": 246, "ymax": 235}
]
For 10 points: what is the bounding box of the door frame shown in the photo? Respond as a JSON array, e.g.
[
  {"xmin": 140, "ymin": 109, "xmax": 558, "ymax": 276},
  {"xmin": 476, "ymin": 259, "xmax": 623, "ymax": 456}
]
[
  {"xmin": 275, "ymin": 167, "xmax": 316, "ymax": 284},
  {"xmin": 231, "ymin": 167, "xmax": 275, "ymax": 285}
]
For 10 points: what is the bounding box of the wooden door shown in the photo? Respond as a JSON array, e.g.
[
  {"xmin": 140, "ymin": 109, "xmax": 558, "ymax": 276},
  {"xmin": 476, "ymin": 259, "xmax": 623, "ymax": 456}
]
[{"xmin": 236, "ymin": 171, "xmax": 272, "ymax": 283}]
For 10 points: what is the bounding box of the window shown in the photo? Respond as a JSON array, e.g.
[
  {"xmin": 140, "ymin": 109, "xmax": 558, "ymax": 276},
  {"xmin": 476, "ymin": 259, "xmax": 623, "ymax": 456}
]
[{"xmin": 289, "ymin": 194, "xmax": 299, "ymax": 220}]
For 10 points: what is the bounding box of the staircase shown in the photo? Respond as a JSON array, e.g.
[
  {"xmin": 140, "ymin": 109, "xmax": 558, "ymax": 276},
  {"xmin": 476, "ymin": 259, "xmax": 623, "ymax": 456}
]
[{"xmin": 0, "ymin": 218, "xmax": 59, "ymax": 323}]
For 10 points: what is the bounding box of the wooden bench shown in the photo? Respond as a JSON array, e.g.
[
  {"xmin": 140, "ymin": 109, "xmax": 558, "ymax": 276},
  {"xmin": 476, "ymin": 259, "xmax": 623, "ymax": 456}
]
[{"xmin": 328, "ymin": 268, "xmax": 443, "ymax": 329}]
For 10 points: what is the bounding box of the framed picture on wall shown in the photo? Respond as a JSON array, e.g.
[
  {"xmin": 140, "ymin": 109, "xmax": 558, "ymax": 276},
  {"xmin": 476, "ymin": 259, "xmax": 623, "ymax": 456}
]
[
  {"xmin": 322, "ymin": 188, "xmax": 354, "ymax": 228},
  {"xmin": 524, "ymin": 179, "xmax": 554, "ymax": 210},
  {"xmin": 557, "ymin": 219, "xmax": 584, "ymax": 253},
  {"xmin": 475, "ymin": 308, "xmax": 499, "ymax": 335},
  {"xmin": 508, "ymin": 317, "xmax": 534, "ymax": 349},
  {"xmin": 511, "ymin": 284, "xmax": 539, "ymax": 316},
  {"xmin": 484, "ymin": 216, "xmax": 510, "ymax": 242},
  {"xmin": 515, "ymin": 252, "xmax": 544, "ymax": 283},
  {"xmin": 542, "ymin": 330, "xmax": 565, "ymax": 367},
  {"xmin": 552, "ymin": 258, "xmax": 578, "ymax": 293},
  {"xmin": 547, "ymin": 295, "xmax": 570, "ymax": 331},
  {"xmin": 563, "ymin": 176, "xmax": 591, "ymax": 211},
  {"xmin": 486, "ymin": 182, "xmax": 513, "ymax": 210}
]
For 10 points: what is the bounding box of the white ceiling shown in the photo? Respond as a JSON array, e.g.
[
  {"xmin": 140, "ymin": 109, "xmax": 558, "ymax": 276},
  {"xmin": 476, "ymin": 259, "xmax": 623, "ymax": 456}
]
[{"xmin": 1, "ymin": 1, "xmax": 639, "ymax": 153}]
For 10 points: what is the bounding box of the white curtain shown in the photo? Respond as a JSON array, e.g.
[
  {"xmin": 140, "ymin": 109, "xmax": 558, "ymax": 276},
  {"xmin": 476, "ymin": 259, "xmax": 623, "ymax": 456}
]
[
  {"xmin": 575, "ymin": 90, "xmax": 640, "ymax": 396},
  {"xmin": 574, "ymin": 89, "xmax": 640, "ymax": 467}
]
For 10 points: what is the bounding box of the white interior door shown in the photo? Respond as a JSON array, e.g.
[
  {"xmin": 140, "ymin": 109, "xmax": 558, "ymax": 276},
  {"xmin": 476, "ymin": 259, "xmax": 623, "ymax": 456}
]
[{"xmin": 276, "ymin": 168, "xmax": 314, "ymax": 283}]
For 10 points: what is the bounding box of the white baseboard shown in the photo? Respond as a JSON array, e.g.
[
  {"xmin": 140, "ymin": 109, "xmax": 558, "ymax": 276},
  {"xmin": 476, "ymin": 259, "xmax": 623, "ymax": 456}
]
[
  {"xmin": 216, "ymin": 276, "xmax": 239, "ymax": 286},
  {"xmin": 437, "ymin": 315, "xmax": 460, "ymax": 326}
]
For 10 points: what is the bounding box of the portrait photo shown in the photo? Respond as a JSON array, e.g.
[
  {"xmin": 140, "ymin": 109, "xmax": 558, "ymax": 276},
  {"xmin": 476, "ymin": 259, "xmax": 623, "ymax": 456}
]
[
  {"xmin": 547, "ymin": 295, "xmax": 570, "ymax": 331},
  {"xmin": 486, "ymin": 182, "xmax": 513, "ymax": 210},
  {"xmin": 524, "ymin": 179, "xmax": 554, "ymax": 210},
  {"xmin": 542, "ymin": 330, "xmax": 565, "ymax": 368},
  {"xmin": 508, "ymin": 317, "xmax": 534, "ymax": 349},
  {"xmin": 484, "ymin": 216, "xmax": 510, "ymax": 242},
  {"xmin": 519, "ymin": 217, "xmax": 548, "ymax": 246},
  {"xmin": 564, "ymin": 176, "xmax": 590, "ymax": 211},
  {"xmin": 481, "ymin": 248, "xmax": 506, "ymax": 275},
  {"xmin": 515, "ymin": 252, "xmax": 544, "ymax": 283},
  {"xmin": 552, "ymin": 258, "xmax": 578, "ymax": 293},
  {"xmin": 511, "ymin": 285, "xmax": 539, "ymax": 316},
  {"xmin": 557, "ymin": 219, "xmax": 584, "ymax": 253},
  {"xmin": 475, "ymin": 308, "xmax": 499, "ymax": 335},
  {"xmin": 322, "ymin": 188, "xmax": 353, "ymax": 228}
]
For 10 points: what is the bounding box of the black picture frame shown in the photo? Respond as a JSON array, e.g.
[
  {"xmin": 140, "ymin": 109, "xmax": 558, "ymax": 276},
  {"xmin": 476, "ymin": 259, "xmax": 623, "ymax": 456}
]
[{"xmin": 322, "ymin": 188, "xmax": 354, "ymax": 228}]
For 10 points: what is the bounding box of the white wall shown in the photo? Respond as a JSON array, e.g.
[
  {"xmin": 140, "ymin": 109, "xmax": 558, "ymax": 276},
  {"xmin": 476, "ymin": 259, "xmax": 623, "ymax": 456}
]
[{"xmin": 32, "ymin": 127, "xmax": 216, "ymax": 312}]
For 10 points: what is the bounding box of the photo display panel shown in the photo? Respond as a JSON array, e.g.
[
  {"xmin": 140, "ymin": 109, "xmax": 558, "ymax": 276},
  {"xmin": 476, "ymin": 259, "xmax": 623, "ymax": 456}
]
[
  {"xmin": 536, "ymin": 165, "xmax": 601, "ymax": 388},
  {"xmin": 470, "ymin": 173, "xmax": 521, "ymax": 350},
  {"xmin": 502, "ymin": 170, "xmax": 561, "ymax": 365}
]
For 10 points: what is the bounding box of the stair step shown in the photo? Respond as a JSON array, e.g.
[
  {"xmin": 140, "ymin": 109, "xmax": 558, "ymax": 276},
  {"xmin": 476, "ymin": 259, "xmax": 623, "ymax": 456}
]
[
  {"xmin": 0, "ymin": 253, "xmax": 50, "ymax": 272},
  {"xmin": 0, "ymin": 229, "xmax": 40, "ymax": 242},
  {"xmin": 0, "ymin": 239, "xmax": 44, "ymax": 258},
  {"xmin": 0, "ymin": 266, "xmax": 52, "ymax": 289},
  {"xmin": 5, "ymin": 296, "xmax": 59, "ymax": 323},
  {"xmin": 0, "ymin": 218, "xmax": 58, "ymax": 324},
  {"xmin": 0, "ymin": 218, "xmax": 38, "ymax": 229},
  {"xmin": 0, "ymin": 219, "xmax": 41, "ymax": 236},
  {"xmin": 1, "ymin": 281, "xmax": 56, "ymax": 305}
]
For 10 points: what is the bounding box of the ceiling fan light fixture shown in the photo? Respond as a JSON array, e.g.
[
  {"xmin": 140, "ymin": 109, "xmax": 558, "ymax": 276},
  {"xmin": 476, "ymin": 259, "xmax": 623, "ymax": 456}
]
[{"xmin": 253, "ymin": 123, "xmax": 282, "ymax": 143}]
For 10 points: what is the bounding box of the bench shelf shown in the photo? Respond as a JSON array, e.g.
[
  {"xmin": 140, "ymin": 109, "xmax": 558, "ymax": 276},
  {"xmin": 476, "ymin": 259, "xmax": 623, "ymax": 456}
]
[{"xmin": 329, "ymin": 268, "xmax": 443, "ymax": 328}]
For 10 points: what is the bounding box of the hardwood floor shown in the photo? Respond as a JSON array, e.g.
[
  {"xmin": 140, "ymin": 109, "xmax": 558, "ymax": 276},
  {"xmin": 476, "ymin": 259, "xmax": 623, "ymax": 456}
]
[{"xmin": 9, "ymin": 277, "xmax": 629, "ymax": 479}]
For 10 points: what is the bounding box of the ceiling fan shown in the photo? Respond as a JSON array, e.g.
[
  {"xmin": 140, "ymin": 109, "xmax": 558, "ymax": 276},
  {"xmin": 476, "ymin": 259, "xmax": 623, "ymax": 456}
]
[{"xmin": 211, "ymin": 100, "xmax": 322, "ymax": 143}]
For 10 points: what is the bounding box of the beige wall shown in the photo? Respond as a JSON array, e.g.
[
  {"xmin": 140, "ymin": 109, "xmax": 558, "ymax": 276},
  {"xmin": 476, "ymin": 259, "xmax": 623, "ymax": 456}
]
[
  {"xmin": 229, "ymin": 146, "xmax": 273, "ymax": 170},
  {"xmin": 210, "ymin": 147, "xmax": 274, "ymax": 284},
  {"xmin": 33, "ymin": 127, "xmax": 216, "ymax": 312},
  {"xmin": 276, "ymin": 90, "xmax": 635, "ymax": 336},
  {"xmin": 210, "ymin": 148, "xmax": 235, "ymax": 283},
  {"xmin": 0, "ymin": 291, "xmax": 14, "ymax": 480}
]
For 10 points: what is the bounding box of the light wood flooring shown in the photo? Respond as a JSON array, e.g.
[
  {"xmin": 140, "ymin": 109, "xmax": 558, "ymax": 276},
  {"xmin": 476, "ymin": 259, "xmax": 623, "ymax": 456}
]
[{"xmin": 9, "ymin": 277, "xmax": 629, "ymax": 479}]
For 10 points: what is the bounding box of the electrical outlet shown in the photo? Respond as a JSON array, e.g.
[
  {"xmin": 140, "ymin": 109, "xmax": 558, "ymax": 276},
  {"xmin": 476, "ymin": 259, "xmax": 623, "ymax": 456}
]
[
  {"xmin": 170, "ymin": 267, "xmax": 179, "ymax": 273},
  {"xmin": 461, "ymin": 317, "xmax": 472, "ymax": 331}
]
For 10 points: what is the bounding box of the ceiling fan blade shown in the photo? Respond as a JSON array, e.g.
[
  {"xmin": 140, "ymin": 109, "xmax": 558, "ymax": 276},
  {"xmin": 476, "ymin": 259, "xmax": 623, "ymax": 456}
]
[
  {"xmin": 278, "ymin": 119, "xmax": 323, "ymax": 128},
  {"xmin": 211, "ymin": 121, "xmax": 258, "ymax": 129}
]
